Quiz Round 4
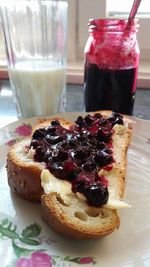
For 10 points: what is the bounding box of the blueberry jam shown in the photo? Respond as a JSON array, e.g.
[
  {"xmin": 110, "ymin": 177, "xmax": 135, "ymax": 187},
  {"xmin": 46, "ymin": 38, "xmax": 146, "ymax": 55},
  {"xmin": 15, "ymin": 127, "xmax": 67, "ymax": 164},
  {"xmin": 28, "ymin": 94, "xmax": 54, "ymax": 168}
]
[
  {"xmin": 30, "ymin": 113, "xmax": 124, "ymax": 207},
  {"xmin": 84, "ymin": 63, "xmax": 137, "ymax": 115}
]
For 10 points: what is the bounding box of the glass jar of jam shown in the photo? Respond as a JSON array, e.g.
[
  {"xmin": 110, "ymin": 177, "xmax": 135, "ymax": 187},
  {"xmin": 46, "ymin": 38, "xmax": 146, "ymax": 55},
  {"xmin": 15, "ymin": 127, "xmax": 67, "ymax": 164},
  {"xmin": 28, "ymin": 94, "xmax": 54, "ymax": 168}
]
[{"xmin": 84, "ymin": 19, "xmax": 140, "ymax": 115}]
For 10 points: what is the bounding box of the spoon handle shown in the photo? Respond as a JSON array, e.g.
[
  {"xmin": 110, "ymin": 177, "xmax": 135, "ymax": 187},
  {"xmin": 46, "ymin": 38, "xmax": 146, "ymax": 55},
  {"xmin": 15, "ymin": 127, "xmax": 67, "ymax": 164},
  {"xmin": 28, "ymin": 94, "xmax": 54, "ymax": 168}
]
[{"xmin": 128, "ymin": 0, "xmax": 142, "ymax": 20}]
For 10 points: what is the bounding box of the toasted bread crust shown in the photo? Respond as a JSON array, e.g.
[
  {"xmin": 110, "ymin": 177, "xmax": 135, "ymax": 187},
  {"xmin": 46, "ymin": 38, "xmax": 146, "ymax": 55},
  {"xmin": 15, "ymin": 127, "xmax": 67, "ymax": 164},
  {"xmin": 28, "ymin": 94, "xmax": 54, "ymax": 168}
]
[
  {"xmin": 7, "ymin": 140, "xmax": 44, "ymax": 201},
  {"xmin": 41, "ymin": 193, "xmax": 120, "ymax": 239}
]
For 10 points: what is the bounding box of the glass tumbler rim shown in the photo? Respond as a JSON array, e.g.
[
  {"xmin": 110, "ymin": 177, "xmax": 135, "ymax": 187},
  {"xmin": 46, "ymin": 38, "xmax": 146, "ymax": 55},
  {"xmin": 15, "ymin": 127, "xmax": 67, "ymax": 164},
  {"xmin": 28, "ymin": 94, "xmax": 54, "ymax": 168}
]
[{"xmin": 1, "ymin": 0, "xmax": 68, "ymax": 8}]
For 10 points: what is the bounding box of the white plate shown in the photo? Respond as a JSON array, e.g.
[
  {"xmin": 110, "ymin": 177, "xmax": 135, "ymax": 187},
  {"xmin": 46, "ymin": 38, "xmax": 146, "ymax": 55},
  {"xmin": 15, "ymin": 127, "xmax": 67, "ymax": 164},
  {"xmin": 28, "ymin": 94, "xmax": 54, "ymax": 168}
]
[{"xmin": 0, "ymin": 112, "xmax": 150, "ymax": 267}]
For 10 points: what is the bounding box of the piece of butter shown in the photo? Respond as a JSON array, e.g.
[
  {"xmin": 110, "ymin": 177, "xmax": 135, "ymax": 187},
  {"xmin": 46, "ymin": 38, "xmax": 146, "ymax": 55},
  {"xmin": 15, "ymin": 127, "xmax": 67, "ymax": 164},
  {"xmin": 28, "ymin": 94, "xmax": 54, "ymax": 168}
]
[
  {"xmin": 113, "ymin": 124, "xmax": 126, "ymax": 135},
  {"xmin": 26, "ymin": 148, "xmax": 34, "ymax": 159},
  {"xmin": 104, "ymin": 199, "xmax": 131, "ymax": 209},
  {"xmin": 41, "ymin": 169, "xmax": 131, "ymax": 209},
  {"xmin": 41, "ymin": 169, "xmax": 73, "ymax": 195}
]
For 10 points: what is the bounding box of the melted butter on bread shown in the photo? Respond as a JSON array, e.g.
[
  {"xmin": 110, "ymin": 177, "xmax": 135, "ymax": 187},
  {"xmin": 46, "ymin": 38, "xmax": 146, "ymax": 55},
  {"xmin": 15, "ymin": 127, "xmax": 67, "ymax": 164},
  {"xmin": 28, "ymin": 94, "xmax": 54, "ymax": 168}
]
[
  {"xmin": 104, "ymin": 199, "xmax": 131, "ymax": 209},
  {"xmin": 41, "ymin": 169, "xmax": 73, "ymax": 196},
  {"xmin": 41, "ymin": 169, "xmax": 131, "ymax": 209}
]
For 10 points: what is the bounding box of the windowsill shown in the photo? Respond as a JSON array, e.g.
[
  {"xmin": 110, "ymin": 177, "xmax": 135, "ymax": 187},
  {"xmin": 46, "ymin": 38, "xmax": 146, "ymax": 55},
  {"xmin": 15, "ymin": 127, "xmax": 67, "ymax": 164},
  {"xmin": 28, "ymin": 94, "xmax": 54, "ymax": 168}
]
[{"xmin": 0, "ymin": 59, "xmax": 150, "ymax": 89}]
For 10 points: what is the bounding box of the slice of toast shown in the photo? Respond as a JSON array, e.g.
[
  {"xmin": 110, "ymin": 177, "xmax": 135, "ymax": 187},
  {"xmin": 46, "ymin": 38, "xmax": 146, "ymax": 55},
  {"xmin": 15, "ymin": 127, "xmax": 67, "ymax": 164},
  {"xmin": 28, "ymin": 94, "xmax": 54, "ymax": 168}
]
[
  {"xmin": 7, "ymin": 138, "xmax": 44, "ymax": 201},
  {"xmin": 7, "ymin": 118, "xmax": 71, "ymax": 201},
  {"xmin": 41, "ymin": 192, "xmax": 120, "ymax": 239},
  {"xmin": 7, "ymin": 111, "xmax": 132, "ymax": 239}
]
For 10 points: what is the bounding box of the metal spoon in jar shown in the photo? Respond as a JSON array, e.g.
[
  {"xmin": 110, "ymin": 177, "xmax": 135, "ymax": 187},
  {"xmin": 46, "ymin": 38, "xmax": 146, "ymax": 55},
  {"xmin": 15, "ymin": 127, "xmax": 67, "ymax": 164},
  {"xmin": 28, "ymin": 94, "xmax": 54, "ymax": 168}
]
[{"xmin": 128, "ymin": 0, "xmax": 142, "ymax": 20}]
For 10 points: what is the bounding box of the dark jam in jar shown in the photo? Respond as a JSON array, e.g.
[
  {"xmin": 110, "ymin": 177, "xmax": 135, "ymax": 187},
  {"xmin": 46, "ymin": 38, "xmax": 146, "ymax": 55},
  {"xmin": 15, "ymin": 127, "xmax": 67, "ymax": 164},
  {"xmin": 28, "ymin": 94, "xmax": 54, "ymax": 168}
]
[
  {"xmin": 84, "ymin": 19, "xmax": 140, "ymax": 115},
  {"xmin": 30, "ymin": 113, "xmax": 124, "ymax": 207},
  {"xmin": 84, "ymin": 64, "xmax": 138, "ymax": 115}
]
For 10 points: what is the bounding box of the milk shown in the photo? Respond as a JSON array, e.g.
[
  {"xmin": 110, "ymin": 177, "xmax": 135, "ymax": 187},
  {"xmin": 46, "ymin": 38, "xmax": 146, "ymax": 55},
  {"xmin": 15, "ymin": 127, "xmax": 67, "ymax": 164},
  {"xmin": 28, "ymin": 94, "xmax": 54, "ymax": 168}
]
[{"xmin": 9, "ymin": 60, "xmax": 66, "ymax": 118}]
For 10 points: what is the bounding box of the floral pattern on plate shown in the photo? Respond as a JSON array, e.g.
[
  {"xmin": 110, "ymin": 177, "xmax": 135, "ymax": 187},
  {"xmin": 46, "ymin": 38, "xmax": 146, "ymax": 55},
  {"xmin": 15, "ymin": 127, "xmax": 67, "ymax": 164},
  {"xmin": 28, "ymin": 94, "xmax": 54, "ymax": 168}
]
[
  {"xmin": 0, "ymin": 218, "xmax": 96, "ymax": 266},
  {"xmin": 6, "ymin": 123, "xmax": 32, "ymax": 147}
]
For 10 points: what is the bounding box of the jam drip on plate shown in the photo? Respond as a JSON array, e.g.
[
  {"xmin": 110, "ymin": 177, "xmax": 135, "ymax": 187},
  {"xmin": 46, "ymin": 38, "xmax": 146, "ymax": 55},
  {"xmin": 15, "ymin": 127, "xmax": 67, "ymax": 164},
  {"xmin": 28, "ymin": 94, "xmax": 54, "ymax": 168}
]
[{"xmin": 30, "ymin": 112, "xmax": 123, "ymax": 207}]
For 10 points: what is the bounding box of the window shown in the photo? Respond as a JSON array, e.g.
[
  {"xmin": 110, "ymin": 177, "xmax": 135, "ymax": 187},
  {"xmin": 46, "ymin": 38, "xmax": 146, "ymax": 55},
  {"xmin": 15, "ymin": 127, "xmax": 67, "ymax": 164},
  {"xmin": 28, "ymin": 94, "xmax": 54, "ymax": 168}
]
[
  {"xmin": 68, "ymin": 0, "xmax": 150, "ymax": 61},
  {"xmin": 0, "ymin": 21, "xmax": 6, "ymax": 64},
  {"xmin": 107, "ymin": 0, "xmax": 150, "ymax": 61},
  {"xmin": 67, "ymin": 0, "xmax": 150, "ymax": 87},
  {"xmin": 107, "ymin": 0, "xmax": 150, "ymax": 18}
]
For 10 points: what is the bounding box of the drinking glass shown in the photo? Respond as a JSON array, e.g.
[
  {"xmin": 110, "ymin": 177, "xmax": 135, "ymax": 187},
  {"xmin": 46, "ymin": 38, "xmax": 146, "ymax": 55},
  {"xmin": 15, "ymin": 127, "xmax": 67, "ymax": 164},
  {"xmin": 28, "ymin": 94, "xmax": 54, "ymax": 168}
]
[{"xmin": 0, "ymin": 0, "xmax": 68, "ymax": 118}]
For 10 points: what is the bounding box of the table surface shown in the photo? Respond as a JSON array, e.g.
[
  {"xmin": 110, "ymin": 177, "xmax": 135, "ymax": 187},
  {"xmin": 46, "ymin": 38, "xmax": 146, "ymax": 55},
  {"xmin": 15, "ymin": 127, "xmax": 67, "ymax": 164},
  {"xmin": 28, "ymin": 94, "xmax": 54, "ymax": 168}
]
[{"xmin": 0, "ymin": 79, "xmax": 150, "ymax": 128}]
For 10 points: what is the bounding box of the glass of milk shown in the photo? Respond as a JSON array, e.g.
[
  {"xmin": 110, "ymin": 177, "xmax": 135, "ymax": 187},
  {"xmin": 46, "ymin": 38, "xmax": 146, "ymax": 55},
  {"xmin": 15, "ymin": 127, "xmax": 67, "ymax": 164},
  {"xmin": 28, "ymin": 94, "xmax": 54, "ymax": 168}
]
[{"xmin": 0, "ymin": 0, "xmax": 68, "ymax": 118}]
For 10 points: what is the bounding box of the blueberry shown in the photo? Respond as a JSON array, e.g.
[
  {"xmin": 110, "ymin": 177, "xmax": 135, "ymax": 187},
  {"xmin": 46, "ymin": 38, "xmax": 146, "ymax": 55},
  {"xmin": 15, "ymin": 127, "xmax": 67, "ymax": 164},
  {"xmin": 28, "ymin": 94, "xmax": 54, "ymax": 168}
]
[
  {"xmin": 51, "ymin": 120, "xmax": 60, "ymax": 126},
  {"xmin": 62, "ymin": 161, "xmax": 77, "ymax": 181},
  {"xmin": 45, "ymin": 126, "xmax": 56, "ymax": 134},
  {"xmin": 99, "ymin": 119, "xmax": 108, "ymax": 126},
  {"xmin": 112, "ymin": 112, "xmax": 123, "ymax": 118},
  {"xmin": 97, "ymin": 128, "xmax": 112, "ymax": 142},
  {"xmin": 75, "ymin": 180, "xmax": 85, "ymax": 193},
  {"xmin": 75, "ymin": 116, "xmax": 85, "ymax": 127},
  {"xmin": 52, "ymin": 148, "xmax": 68, "ymax": 162},
  {"xmin": 67, "ymin": 171, "xmax": 77, "ymax": 181},
  {"xmin": 112, "ymin": 117, "xmax": 123, "ymax": 126},
  {"xmin": 82, "ymin": 161, "xmax": 96, "ymax": 172},
  {"xmin": 32, "ymin": 128, "xmax": 46, "ymax": 139},
  {"xmin": 108, "ymin": 112, "xmax": 123, "ymax": 126},
  {"xmin": 93, "ymin": 113, "xmax": 103, "ymax": 119},
  {"xmin": 94, "ymin": 150, "xmax": 112, "ymax": 167},
  {"xmin": 34, "ymin": 146, "xmax": 46, "ymax": 162},
  {"xmin": 96, "ymin": 141, "xmax": 106, "ymax": 150},
  {"xmin": 84, "ymin": 115, "xmax": 93, "ymax": 125},
  {"xmin": 85, "ymin": 183, "xmax": 109, "ymax": 206},
  {"xmin": 74, "ymin": 148, "xmax": 89, "ymax": 160},
  {"xmin": 103, "ymin": 147, "xmax": 112, "ymax": 154},
  {"xmin": 45, "ymin": 135, "xmax": 63, "ymax": 144},
  {"xmin": 88, "ymin": 136, "xmax": 98, "ymax": 146},
  {"xmin": 44, "ymin": 149, "xmax": 53, "ymax": 163},
  {"xmin": 57, "ymin": 140, "xmax": 68, "ymax": 149},
  {"xmin": 68, "ymin": 139, "xmax": 78, "ymax": 148},
  {"xmin": 49, "ymin": 162, "xmax": 66, "ymax": 179},
  {"xmin": 76, "ymin": 132, "xmax": 88, "ymax": 141},
  {"xmin": 30, "ymin": 139, "xmax": 39, "ymax": 149}
]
